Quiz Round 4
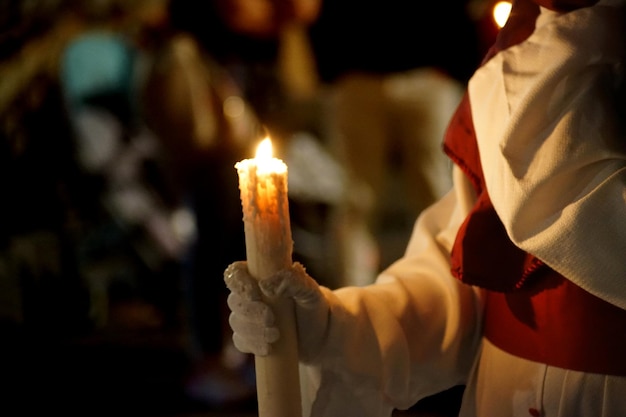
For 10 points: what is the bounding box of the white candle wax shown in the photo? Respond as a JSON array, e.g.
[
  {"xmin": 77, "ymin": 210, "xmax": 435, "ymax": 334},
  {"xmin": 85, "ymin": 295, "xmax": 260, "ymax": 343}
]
[{"xmin": 235, "ymin": 138, "xmax": 302, "ymax": 417}]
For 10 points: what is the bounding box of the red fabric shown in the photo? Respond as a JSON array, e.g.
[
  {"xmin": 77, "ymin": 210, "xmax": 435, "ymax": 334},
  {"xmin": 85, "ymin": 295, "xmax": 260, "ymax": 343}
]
[
  {"xmin": 443, "ymin": 0, "xmax": 626, "ymax": 373},
  {"xmin": 443, "ymin": 96, "xmax": 545, "ymax": 291},
  {"xmin": 442, "ymin": 0, "xmax": 601, "ymax": 292},
  {"xmin": 449, "ymin": 190, "xmax": 545, "ymax": 291},
  {"xmin": 443, "ymin": 94, "xmax": 482, "ymax": 193},
  {"xmin": 484, "ymin": 272, "xmax": 626, "ymax": 375}
]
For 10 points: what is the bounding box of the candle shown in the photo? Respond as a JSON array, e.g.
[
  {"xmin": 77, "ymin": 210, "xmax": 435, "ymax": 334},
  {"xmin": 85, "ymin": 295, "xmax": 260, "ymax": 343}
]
[{"xmin": 235, "ymin": 137, "xmax": 303, "ymax": 417}]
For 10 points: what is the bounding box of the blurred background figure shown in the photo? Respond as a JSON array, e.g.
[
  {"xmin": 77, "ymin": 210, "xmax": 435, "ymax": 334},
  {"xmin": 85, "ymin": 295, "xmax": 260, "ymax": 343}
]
[
  {"xmin": 59, "ymin": 0, "xmax": 188, "ymax": 335},
  {"xmin": 0, "ymin": 0, "xmax": 92, "ymax": 341},
  {"xmin": 0, "ymin": 1, "xmax": 180, "ymax": 414},
  {"xmin": 140, "ymin": 1, "xmax": 265, "ymax": 406},
  {"xmin": 167, "ymin": 0, "xmax": 323, "ymax": 147},
  {"xmin": 308, "ymin": 0, "xmax": 483, "ymax": 287},
  {"xmin": 1, "ymin": 0, "xmax": 260, "ymax": 413}
]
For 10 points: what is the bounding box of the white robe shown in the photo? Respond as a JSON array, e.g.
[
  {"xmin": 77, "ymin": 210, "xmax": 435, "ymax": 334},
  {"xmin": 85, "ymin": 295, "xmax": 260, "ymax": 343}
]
[{"xmin": 301, "ymin": 1, "xmax": 626, "ymax": 416}]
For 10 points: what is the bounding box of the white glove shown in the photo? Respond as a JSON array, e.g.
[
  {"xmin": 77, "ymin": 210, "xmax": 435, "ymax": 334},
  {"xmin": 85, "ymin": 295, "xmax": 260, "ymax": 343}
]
[{"xmin": 224, "ymin": 260, "xmax": 331, "ymax": 363}]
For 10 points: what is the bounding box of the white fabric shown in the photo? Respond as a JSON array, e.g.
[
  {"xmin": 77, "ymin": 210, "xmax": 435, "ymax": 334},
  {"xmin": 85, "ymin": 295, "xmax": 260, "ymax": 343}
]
[
  {"xmin": 468, "ymin": 0, "xmax": 626, "ymax": 309},
  {"xmin": 294, "ymin": 2, "xmax": 626, "ymax": 416},
  {"xmin": 297, "ymin": 171, "xmax": 482, "ymax": 416},
  {"xmin": 460, "ymin": 339, "xmax": 626, "ymax": 417}
]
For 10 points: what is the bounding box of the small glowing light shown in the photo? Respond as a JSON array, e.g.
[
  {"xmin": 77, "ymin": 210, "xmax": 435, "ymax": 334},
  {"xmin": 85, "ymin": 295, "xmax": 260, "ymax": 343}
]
[
  {"xmin": 223, "ymin": 96, "xmax": 245, "ymax": 119},
  {"xmin": 171, "ymin": 207, "xmax": 197, "ymax": 244},
  {"xmin": 255, "ymin": 137, "xmax": 272, "ymax": 160},
  {"xmin": 493, "ymin": 1, "xmax": 512, "ymax": 28}
]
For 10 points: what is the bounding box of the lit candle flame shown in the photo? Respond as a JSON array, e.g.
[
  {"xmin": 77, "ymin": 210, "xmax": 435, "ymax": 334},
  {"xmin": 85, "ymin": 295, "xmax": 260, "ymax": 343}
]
[
  {"xmin": 256, "ymin": 137, "xmax": 273, "ymax": 160},
  {"xmin": 253, "ymin": 136, "xmax": 285, "ymax": 175}
]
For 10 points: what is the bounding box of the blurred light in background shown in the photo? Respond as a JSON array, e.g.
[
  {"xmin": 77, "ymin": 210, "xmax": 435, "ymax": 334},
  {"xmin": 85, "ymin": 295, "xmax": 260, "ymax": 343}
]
[
  {"xmin": 223, "ymin": 95, "xmax": 245, "ymax": 119},
  {"xmin": 467, "ymin": 0, "xmax": 513, "ymax": 56},
  {"xmin": 492, "ymin": 1, "xmax": 512, "ymax": 28}
]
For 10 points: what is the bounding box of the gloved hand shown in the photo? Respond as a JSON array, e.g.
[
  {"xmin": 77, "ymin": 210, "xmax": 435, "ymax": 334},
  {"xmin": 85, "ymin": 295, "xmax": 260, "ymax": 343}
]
[{"xmin": 224, "ymin": 260, "xmax": 331, "ymax": 363}]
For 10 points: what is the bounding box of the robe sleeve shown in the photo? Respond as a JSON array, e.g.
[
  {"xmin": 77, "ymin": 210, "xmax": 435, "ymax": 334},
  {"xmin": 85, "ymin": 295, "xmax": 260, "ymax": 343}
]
[{"xmin": 300, "ymin": 167, "xmax": 484, "ymax": 417}]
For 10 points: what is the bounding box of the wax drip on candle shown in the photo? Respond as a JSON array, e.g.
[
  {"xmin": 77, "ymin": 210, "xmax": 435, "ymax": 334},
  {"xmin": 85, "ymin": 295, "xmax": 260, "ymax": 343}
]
[{"xmin": 235, "ymin": 136, "xmax": 291, "ymax": 257}]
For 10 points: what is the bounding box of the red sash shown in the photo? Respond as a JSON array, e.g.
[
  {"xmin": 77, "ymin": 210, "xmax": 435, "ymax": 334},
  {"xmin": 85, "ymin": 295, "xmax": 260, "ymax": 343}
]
[{"xmin": 484, "ymin": 271, "xmax": 626, "ymax": 375}]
